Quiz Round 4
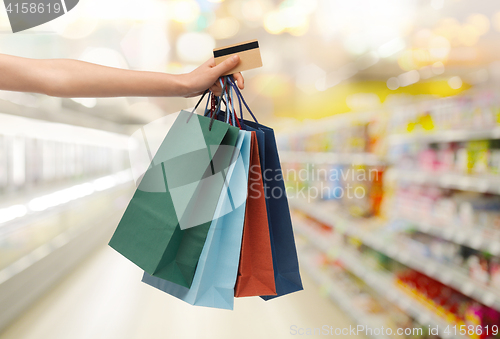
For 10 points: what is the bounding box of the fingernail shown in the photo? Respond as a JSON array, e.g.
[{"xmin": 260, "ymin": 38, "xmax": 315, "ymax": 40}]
[{"xmin": 232, "ymin": 55, "xmax": 239, "ymax": 61}]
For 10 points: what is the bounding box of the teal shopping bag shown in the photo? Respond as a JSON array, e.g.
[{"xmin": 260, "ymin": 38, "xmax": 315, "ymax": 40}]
[
  {"xmin": 142, "ymin": 130, "xmax": 251, "ymax": 310},
  {"xmin": 109, "ymin": 110, "xmax": 240, "ymax": 288}
]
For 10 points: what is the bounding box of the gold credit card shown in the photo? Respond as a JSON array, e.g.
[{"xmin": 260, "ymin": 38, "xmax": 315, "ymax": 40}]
[{"xmin": 213, "ymin": 39, "xmax": 263, "ymax": 75}]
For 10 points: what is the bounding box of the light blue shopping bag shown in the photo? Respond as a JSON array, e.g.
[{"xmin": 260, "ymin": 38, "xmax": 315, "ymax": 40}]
[{"xmin": 142, "ymin": 130, "xmax": 252, "ymax": 310}]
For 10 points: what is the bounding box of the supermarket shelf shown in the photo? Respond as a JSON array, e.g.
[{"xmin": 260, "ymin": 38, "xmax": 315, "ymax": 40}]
[
  {"xmin": 279, "ymin": 151, "xmax": 386, "ymax": 166},
  {"xmin": 295, "ymin": 223, "xmax": 465, "ymax": 339},
  {"xmin": 391, "ymin": 169, "xmax": 500, "ymax": 194},
  {"xmin": 299, "ymin": 252, "xmax": 390, "ymax": 339},
  {"xmin": 388, "ymin": 128, "xmax": 500, "ymax": 145},
  {"xmin": 395, "ymin": 217, "xmax": 500, "ymax": 256},
  {"xmin": 0, "ymin": 170, "xmax": 133, "ymax": 234},
  {"xmin": 279, "ymin": 110, "xmax": 380, "ymax": 137},
  {"xmin": 0, "ymin": 190, "xmax": 127, "ymax": 332},
  {"xmin": 290, "ymin": 199, "xmax": 500, "ymax": 312}
]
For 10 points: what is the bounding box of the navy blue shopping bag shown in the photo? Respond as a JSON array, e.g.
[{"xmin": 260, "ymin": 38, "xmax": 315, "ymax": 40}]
[
  {"xmin": 226, "ymin": 77, "xmax": 303, "ymax": 300},
  {"xmin": 243, "ymin": 120, "xmax": 303, "ymax": 300}
]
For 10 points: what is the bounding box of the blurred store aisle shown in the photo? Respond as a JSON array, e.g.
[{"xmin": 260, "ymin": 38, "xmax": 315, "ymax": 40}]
[{"xmin": 0, "ymin": 244, "xmax": 363, "ymax": 339}]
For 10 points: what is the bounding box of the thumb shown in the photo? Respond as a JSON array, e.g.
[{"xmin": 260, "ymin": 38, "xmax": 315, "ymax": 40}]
[{"xmin": 212, "ymin": 55, "xmax": 240, "ymax": 76}]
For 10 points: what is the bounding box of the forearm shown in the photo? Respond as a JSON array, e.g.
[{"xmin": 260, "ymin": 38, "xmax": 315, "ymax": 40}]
[
  {"xmin": 0, "ymin": 54, "xmax": 190, "ymax": 98},
  {"xmin": 0, "ymin": 53, "xmax": 243, "ymax": 99}
]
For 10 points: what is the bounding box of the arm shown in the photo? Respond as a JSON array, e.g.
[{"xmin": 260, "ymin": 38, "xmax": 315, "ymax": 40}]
[{"xmin": 0, "ymin": 54, "xmax": 244, "ymax": 98}]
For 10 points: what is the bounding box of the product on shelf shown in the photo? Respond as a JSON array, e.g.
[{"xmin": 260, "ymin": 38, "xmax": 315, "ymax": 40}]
[
  {"xmin": 397, "ymin": 270, "xmax": 500, "ymax": 339},
  {"xmin": 391, "ymin": 139, "xmax": 500, "ymax": 176},
  {"xmin": 388, "ymin": 92, "xmax": 500, "ymax": 135},
  {"xmin": 391, "ymin": 183, "xmax": 500, "ymax": 287},
  {"xmin": 491, "ymin": 258, "xmax": 500, "ymax": 290},
  {"xmin": 394, "ymin": 185, "xmax": 500, "ymax": 236},
  {"xmin": 280, "ymin": 113, "xmax": 386, "ymax": 156},
  {"xmin": 282, "ymin": 161, "xmax": 386, "ymax": 217},
  {"xmin": 282, "ymin": 90, "xmax": 500, "ymax": 339},
  {"xmin": 300, "ymin": 242, "xmax": 434, "ymax": 339},
  {"xmin": 398, "ymin": 229, "xmax": 500, "ymax": 286}
]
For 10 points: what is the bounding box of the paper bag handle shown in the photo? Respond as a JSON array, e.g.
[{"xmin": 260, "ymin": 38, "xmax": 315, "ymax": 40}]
[{"xmin": 228, "ymin": 77, "xmax": 258, "ymax": 124}]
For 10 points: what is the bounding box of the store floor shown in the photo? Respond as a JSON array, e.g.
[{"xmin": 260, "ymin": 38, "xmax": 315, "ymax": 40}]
[{"xmin": 0, "ymin": 245, "xmax": 365, "ymax": 339}]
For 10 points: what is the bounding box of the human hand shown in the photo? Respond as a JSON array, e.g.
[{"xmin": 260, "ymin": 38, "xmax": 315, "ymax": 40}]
[{"xmin": 181, "ymin": 56, "xmax": 244, "ymax": 97}]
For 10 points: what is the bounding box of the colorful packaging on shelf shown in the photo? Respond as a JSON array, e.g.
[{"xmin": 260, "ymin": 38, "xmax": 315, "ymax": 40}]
[{"xmin": 467, "ymin": 140, "xmax": 490, "ymax": 175}]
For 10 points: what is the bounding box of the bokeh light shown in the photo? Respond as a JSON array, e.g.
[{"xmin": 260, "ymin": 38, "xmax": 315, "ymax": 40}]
[
  {"xmin": 448, "ymin": 76, "xmax": 463, "ymax": 89},
  {"xmin": 83, "ymin": 0, "xmax": 164, "ymax": 20},
  {"xmin": 416, "ymin": 49, "xmax": 432, "ymax": 65},
  {"xmin": 466, "ymin": 13, "xmax": 490, "ymax": 36},
  {"xmin": 429, "ymin": 35, "xmax": 450, "ymax": 60},
  {"xmin": 459, "ymin": 24, "xmax": 481, "ymax": 47},
  {"xmin": 344, "ymin": 34, "xmax": 370, "ymax": 55},
  {"xmin": 419, "ymin": 65, "xmax": 433, "ymax": 79},
  {"xmin": 431, "ymin": 61, "xmax": 445, "ymax": 74},
  {"xmin": 433, "ymin": 17, "xmax": 460, "ymax": 43},
  {"xmin": 49, "ymin": 17, "xmax": 99, "ymax": 39},
  {"xmin": 413, "ymin": 29, "xmax": 433, "ymax": 48},
  {"xmin": 242, "ymin": 0, "xmax": 269, "ymax": 22},
  {"xmin": 264, "ymin": 11, "xmax": 285, "ymax": 35},
  {"xmin": 120, "ymin": 22, "xmax": 170, "ymax": 70},
  {"xmin": 398, "ymin": 70, "xmax": 420, "ymax": 87},
  {"xmin": 262, "ymin": 0, "xmax": 311, "ymax": 35},
  {"xmin": 398, "ymin": 50, "xmax": 418, "ymax": 71},
  {"xmin": 208, "ymin": 17, "xmax": 240, "ymax": 40},
  {"xmin": 171, "ymin": 0, "xmax": 201, "ymax": 24},
  {"xmin": 176, "ymin": 32, "xmax": 215, "ymax": 63},
  {"xmin": 387, "ymin": 77, "xmax": 399, "ymax": 90}
]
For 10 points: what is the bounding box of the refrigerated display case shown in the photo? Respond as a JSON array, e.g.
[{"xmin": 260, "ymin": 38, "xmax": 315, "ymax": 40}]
[{"xmin": 0, "ymin": 113, "xmax": 134, "ymax": 331}]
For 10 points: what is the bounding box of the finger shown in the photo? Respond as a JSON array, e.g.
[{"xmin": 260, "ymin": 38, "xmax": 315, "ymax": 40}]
[
  {"xmin": 210, "ymin": 84, "xmax": 222, "ymax": 96},
  {"xmin": 232, "ymin": 73, "xmax": 244, "ymax": 90},
  {"xmin": 210, "ymin": 81, "xmax": 222, "ymax": 95},
  {"xmin": 211, "ymin": 55, "xmax": 240, "ymax": 77},
  {"xmin": 205, "ymin": 57, "xmax": 216, "ymax": 68}
]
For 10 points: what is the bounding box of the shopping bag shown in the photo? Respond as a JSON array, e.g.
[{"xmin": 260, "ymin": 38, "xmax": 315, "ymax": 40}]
[
  {"xmin": 244, "ymin": 120, "xmax": 303, "ymax": 299},
  {"xmin": 229, "ymin": 78, "xmax": 303, "ymax": 299},
  {"xmin": 234, "ymin": 132, "xmax": 276, "ymax": 297},
  {"xmin": 109, "ymin": 109, "xmax": 240, "ymax": 288},
  {"xmin": 142, "ymin": 130, "xmax": 252, "ymax": 310}
]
